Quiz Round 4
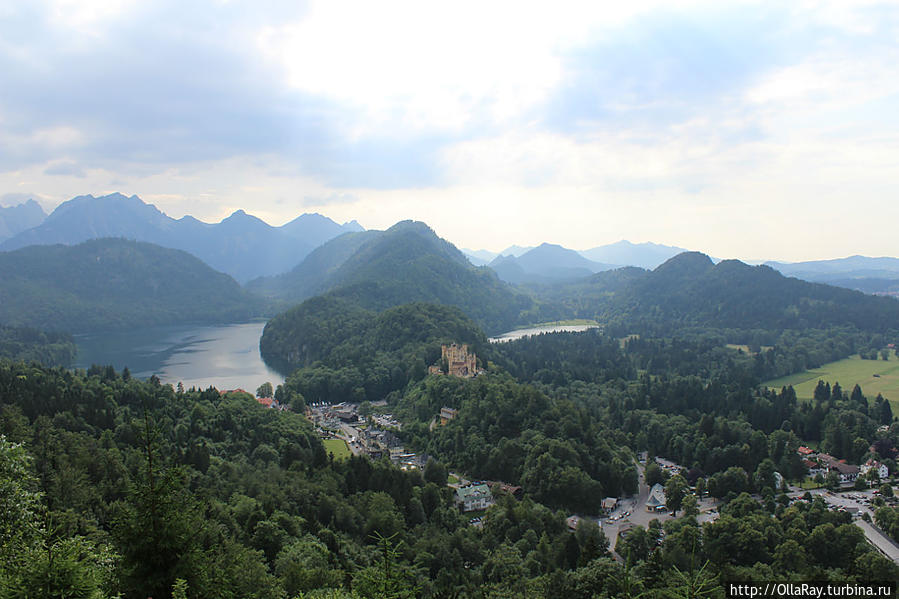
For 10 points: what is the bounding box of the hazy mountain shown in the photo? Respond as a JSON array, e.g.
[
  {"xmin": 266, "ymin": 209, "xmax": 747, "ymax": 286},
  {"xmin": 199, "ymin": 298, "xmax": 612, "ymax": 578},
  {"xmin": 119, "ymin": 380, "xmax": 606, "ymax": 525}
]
[
  {"xmin": 765, "ymin": 255, "xmax": 899, "ymax": 295},
  {"xmin": 489, "ymin": 242, "xmax": 614, "ymax": 284},
  {"xmin": 246, "ymin": 230, "xmax": 380, "ymax": 300},
  {"xmin": 0, "ymin": 238, "xmax": 262, "ymax": 333},
  {"xmin": 461, "ymin": 248, "xmax": 498, "ymax": 266},
  {"xmin": 256, "ymin": 220, "xmax": 533, "ymax": 334},
  {"xmin": 529, "ymin": 251, "xmax": 899, "ymax": 334},
  {"xmin": 579, "ymin": 239, "xmax": 687, "ymax": 269},
  {"xmin": 0, "ymin": 193, "xmax": 362, "ymax": 282},
  {"xmin": 499, "ymin": 245, "xmax": 533, "ymax": 257},
  {"xmin": 626, "ymin": 253, "xmax": 899, "ymax": 331},
  {"xmin": 0, "ymin": 199, "xmax": 46, "ymax": 242}
]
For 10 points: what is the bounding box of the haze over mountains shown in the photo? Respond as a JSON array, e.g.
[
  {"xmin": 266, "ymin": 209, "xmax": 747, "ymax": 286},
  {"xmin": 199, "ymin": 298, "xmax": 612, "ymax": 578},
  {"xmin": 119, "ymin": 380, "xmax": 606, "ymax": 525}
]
[
  {"xmin": 488, "ymin": 243, "xmax": 614, "ymax": 285},
  {"xmin": 0, "ymin": 199, "xmax": 46, "ymax": 242},
  {"xmin": 0, "ymin": 193, "xmax": 362, "ymax": 282},
  {"xmin": 4, "ymin": 193, "xmax": 899, "ymax": 298}
]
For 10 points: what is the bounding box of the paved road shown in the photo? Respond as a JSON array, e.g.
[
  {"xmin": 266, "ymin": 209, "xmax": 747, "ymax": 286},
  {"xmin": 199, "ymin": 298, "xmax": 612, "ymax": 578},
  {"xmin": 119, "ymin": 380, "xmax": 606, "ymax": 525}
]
[
  {"xmin": 786, "ymin": 487, "xmax": 899, "ymax": 563},
  {"xmin": 856, "ymin": 519, "xmax": 899, "ymax": 562}
]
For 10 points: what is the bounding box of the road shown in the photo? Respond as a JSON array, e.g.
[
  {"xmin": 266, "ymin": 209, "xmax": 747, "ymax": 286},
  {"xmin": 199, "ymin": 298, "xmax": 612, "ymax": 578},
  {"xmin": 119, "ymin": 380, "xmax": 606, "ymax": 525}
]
[
  {"xmin": 786, "ymin": 487, "xmax": 899, "ymax": 563},
  {"xmin": 856, "ymin": 519, "xmax": 899, "ymax": 562}
]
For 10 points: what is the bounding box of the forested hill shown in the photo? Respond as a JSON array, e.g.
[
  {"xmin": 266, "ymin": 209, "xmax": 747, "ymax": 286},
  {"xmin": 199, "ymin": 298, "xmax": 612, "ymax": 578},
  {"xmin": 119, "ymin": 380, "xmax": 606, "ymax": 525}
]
[
  {"xmin": 260, "ymin": 299, "xmax": 487, "ymax": 400},
  {"xmin": 0, "ymin": 238, "xmax": 263, "ymax": 332},
  {"xmin": 246, "ymin": 230, "xmax": 380, "ymax": 300},
  {"xmin": 534, "ymin": 251, "xmax": 899, "ymax": 334},
  {"xmin": 252, "ymin": 220, "xmax": 533, "ymax": 335}
]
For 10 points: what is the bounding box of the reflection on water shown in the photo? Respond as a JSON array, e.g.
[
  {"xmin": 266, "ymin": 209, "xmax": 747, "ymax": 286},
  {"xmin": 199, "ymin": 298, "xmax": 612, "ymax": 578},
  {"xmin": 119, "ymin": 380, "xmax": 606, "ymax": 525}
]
[
  {"xmin": 489, "ymin": 324, "xmax": 599, "ymax": 343},
  {"xmin": 74, "ymin": 322, "xmax": 284, "ymax": 392}
]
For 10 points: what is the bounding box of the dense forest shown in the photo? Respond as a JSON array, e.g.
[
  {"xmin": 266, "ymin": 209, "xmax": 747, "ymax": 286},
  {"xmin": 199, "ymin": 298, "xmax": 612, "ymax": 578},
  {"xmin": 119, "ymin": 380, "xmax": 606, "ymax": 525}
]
[
  {"xmin": 0, "ymin": 325, "xmax": 76, "ymax": 367},
  {"xmin": 525, "ymin": 252, "xmax": 899, "ymax": 336},
  {"xmin": 4, "ymin": 354, "xmax": 899, "ymax": 598},
  {"xmin": 261, "ymin": 299, "xmax": 488, "ymax": 402},
  {"xmin": 6, "ymin": 224, "xmax": 899, "ymax": 596}
]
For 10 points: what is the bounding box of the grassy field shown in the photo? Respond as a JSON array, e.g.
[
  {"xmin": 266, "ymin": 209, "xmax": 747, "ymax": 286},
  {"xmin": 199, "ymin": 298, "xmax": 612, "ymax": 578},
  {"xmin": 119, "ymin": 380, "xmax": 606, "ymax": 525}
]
[
  {"xmin": 763, "ymin": 354, "xmax": 899, "ymax": 411},
  {"xmin": 323, "ymin": 438, "xmax": 352, "ymax": 460},
  {"xmin": 531, "ymin": 319, "xmax": 600, "ymax": 327}
]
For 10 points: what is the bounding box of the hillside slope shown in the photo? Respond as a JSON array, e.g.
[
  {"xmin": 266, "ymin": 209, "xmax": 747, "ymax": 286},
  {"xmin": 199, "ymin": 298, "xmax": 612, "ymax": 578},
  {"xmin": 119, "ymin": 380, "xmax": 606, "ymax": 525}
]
[
  {"xmin": 0, "ymin": 238, "xmax": 262, "ymax": 332},
  {"xmin": 253, "ymin": 221, "xmax": 533, "ymax": 334}
]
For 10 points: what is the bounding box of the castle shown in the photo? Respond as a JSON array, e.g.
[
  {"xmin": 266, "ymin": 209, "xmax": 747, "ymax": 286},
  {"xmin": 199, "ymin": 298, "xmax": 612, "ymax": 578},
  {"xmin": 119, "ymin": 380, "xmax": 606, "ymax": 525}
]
[{"xmin": 429, "ymin": 343, "xmax": 478, "ymax": 378}]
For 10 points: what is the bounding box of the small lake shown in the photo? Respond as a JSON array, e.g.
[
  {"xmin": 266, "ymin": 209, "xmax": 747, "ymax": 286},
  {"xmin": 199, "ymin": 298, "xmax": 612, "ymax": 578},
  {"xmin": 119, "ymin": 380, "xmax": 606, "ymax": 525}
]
[
  {"xmin": 74, "ymin": 322, "xmax": 284, "ymax": 392},
  {"xmin": 489, "ymin": 324, "xmax": 600, "ymax": 343}
]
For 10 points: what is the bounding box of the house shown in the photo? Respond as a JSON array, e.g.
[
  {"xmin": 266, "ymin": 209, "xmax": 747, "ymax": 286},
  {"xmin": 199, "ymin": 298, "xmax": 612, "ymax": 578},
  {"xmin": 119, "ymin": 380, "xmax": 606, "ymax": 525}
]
[
  {"xmin": 566, "ymin": 515, "xmax": 581, "ymax": 532},
  {"xmin": 485, "ymin": 481, "xmax": 524, "ymax": 499},
  {"xmin": 645, "ymin": 483, "xmax": 666, "ymax": 512},
  {"xmin": 861, "ymin": 460, "xmax": 889, "ymax": 480},
  {"xmin": 803, "ymin": 459, "xmax": 826, "ymax": 477},
  {"xmin": 439, "ymin": 407, "xmax": 458, "ymax": 425},
  {"xmin": 798, "ymin": 446, "xmax": 815, "ymax": 457},
  {"xmin": 829, "ymin": 461, "xmax": 860, "ymax": 485},
  {"xmin": 602, "ymin": 497, "xmax": 618, "ymax": 513},
  {"xmin": 455, "ymin": 483, "xmax": 494, "ymax": 512}
]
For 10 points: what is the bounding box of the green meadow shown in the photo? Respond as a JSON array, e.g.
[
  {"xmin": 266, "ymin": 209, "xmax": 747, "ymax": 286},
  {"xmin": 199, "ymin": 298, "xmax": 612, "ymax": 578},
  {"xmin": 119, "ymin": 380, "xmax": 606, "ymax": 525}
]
[
  {"xmin": 323, "ymin": 438, "xmax": 352, "ymax": 460},
  {"xmin": 763, "ymin": 353, "xmax": 899, "ymax": 411}
]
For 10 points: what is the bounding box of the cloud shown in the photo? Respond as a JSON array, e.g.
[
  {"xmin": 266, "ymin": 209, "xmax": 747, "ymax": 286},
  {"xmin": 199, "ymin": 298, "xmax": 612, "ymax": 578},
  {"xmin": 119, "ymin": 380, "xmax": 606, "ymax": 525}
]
[
  {"xmin": 2, "ymin": 1, "xmax": 899, "ymax": 260},
  {"xmin": 302, "ymin": 192, "xmax": 360, "ymax": 207},
  {"xmin": 44, "ymin": 160, "xmax": 86, "ymax": 177}
]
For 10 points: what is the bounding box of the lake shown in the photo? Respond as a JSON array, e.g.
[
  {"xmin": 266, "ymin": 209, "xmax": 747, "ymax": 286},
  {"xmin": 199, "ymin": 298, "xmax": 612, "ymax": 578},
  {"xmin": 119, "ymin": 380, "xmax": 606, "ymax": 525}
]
[
  {"xmin": 488, "ymin": 324, "xmax": 600, "ymax": 343},
  {"xmin": 74, "ymin": 322, "xmax": 284, "ymax": 392}
]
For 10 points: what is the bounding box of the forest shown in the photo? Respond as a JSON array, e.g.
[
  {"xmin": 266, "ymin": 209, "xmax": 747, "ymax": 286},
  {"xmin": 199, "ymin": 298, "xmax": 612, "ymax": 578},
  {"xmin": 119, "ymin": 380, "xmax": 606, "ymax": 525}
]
[{"xmin": 5, "ymin": 290, "xmax": 899, "ymax": 597}]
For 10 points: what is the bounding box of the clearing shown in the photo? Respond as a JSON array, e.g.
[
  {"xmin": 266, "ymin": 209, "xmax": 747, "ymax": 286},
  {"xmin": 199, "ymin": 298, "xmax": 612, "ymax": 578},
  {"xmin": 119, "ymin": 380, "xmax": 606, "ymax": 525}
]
[
  {"xmin": 323, "ymin": 438, "xmax": 352, "ymax": 460},
  {"xmin": 763, "ymin": 354, "xmax": 899, "ymax": 411}
]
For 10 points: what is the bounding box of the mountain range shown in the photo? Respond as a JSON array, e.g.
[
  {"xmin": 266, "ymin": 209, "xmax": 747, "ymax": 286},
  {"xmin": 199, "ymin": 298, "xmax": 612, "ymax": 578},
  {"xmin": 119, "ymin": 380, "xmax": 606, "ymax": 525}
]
[
  {"xmin": 0, "ymin": 199, "xmax": 46, "ymax": 242},
  {"xmin": 5, "ymin": 192, "xmax": 899, "ymax": 299},
  {"xmin": 488, "ymin": 243, "xmax": 615, "ymax": 284},
  {"xmin": 249, "ymin": 221, "xmax": 533, "ymax": 334},
  {"xmin": 533, "ymin": 251, "xmax": 899, "ymax": 334},
  {"xmin": 0, "ymin": 193, "xmax": 362, "ymax": 283}
]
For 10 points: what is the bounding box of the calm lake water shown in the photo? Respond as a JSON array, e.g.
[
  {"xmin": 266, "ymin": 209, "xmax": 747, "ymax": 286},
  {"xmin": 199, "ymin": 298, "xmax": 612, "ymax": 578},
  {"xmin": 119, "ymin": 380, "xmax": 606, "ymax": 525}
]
[
  {"xmin": 74, "ymin": 322, "xmax": 284, "ymax": 392},
  {"xmin": 489, "ymin": 324, "xmax": 599, "ymax": 343}
]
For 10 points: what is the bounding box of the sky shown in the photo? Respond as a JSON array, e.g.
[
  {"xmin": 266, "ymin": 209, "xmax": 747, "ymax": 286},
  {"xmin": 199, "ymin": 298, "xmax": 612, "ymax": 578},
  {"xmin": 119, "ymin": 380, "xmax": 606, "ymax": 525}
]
[{"xmin": 1, "ymin": 0, "xmax": 898, "ymax": 261}]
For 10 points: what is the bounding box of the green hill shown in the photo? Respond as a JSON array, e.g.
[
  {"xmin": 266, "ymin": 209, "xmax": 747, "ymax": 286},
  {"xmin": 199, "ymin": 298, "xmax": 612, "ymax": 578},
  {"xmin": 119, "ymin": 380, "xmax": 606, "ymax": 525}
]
[
  {"xmin": 0, "ymin": 238, "xmax": 262, "ymax": 332},
  {"xmin": 260, "ymin": 298, "xmax": 487, "ymax": 402},
  {"xmin": 534, "ymin": 252, "xmax": 899, "ymax": 334},
  {"xmin": 251, "ymin": 221, "xmax": 532, "ymax": 335}
]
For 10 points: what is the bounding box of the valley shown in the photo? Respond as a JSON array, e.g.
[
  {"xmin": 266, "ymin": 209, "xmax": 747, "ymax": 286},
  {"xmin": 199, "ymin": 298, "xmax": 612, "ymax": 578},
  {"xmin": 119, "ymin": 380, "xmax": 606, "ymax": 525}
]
[{"xmin": 3, "ymin": 199, "xmax": 899, "ymax": 597}]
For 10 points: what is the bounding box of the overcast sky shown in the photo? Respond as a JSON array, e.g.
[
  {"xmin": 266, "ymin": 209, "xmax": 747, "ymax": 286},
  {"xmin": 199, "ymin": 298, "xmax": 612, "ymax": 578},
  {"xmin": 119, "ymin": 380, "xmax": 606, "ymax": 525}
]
[{"xmin": 2, "ymin": 0, "xmax": 898, "ymax": 260}]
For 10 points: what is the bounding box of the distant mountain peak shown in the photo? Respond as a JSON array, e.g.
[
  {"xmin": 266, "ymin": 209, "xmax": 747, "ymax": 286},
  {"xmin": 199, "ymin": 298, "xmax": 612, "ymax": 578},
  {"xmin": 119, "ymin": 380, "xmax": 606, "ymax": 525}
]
[{"xmin": 0, "ymin": 193, "xmax": 367, "ymax": 282}]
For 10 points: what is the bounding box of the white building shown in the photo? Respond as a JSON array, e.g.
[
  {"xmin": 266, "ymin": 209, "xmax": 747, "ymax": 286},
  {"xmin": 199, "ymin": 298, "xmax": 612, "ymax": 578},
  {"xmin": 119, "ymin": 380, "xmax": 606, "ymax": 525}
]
[{"xmin": 455, "ymin": 483, "xmax": 494, "ymax": 512}]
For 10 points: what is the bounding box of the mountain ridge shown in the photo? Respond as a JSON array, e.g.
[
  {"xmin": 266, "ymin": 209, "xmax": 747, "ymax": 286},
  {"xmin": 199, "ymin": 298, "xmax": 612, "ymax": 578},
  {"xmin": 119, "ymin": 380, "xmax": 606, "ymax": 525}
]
[{"xmin": 0, "ymin": 193, "xmax": 362, "ymax": 283}]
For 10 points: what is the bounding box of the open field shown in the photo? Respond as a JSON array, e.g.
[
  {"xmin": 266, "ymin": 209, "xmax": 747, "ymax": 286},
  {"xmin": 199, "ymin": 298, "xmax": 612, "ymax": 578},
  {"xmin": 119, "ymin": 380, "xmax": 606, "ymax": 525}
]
[
  {"xmin": 323, "ymin": 438, "xmax": 352, "ymax": 460},
  {"xmin": 530, "ymin": 318, "xmax": 600, "ymax": 327},
  {"xmin": 763, "ymin": 354, "xmax": 899, "ymax": 411}
]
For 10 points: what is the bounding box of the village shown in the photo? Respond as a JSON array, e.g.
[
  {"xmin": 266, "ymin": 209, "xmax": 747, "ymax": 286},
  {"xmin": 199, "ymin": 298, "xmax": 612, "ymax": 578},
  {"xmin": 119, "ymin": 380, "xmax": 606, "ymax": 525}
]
[{"xmin": 244, "ymin": 343, "xmax": 899, "ymax": 564}]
